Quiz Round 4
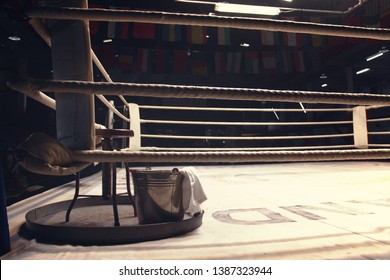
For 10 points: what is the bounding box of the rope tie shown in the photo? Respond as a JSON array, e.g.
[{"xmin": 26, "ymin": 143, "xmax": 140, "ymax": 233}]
[{"xmin": 71, "ymin": 149, "xmax": 390, "ymax": 163}]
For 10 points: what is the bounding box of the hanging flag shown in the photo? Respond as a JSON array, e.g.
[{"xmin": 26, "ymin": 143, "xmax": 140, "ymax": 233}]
[
  {"xmin": 192, "ymin": 59, "xmax": 208, "ymax": 76},
  {"xmin": 214, "ymin": 52, "xmax": 226, "ymax": 75},
  {"xmin": 276, "ymin": 50, "xmax": 292, "ymax": 74},
  {"xmin": 107, "ymin": 22, "xmax": 129, "ymax": 39},
  {"xmin": 311, "ymin": 35, "xmax": 324, "ymax": 48},
  {"xmin": 107, "ymin": 22, "xmax": 116, "ymax": 39},
  {"xmin": 294, "ymin": 51, "xmax": 305, "ymax": 73},
  {"xmin": 244, "ymin": 52, "xmax": 260, "ymax": 74},
  {"xmin": 226, "ymin": 52, "xmax": 242, "ymax": 73},
  {"xmin": 162, "ymin": 25, "xmax": 182, "ymax": 42},
  {"xmin": 133, "ymin": 23, "xmax": 156, "ymax": 39},
  {"xmin": 311, "ymin": 35, "xmax": 323, "ymax": 48},
  {"xmin": 155, "ymin": 49, "xmax": 170, "ymax": 73},
  {"xmin": 172, "ymin": 51, "xmax": 188, "ymax": 74},
  {"xmin": 226, "ymin": 52, "xmax": 233, "ymax": 72},
  {"xmin": 262, "ymin": 51, "xmax": 277, "ymax": 73},
  {"xmin": 187, "ymin": 26, "xmax": 207, "ymax": 44},
  {"xmin": 217, "ymin": 27, "xmax": 231, "ymax": 45},
  {"xmin": 283, "ymin": 32, "xmax": 303, "ymax": 47},
  {"xmin": 191, "ymin": 52, "xmax": 209, "ymax": 76},
  {"xmin": 137, "ymin": 49, "xmax": 151, "ymax": 72},
  {"xmin": 281, "ymin": 17, "xmax": 303, "ymax": 47},
  {"xmin": 120, "ymin": 23, "xmax": 130, "ymax": 40},
  {"xmin": 118, "ymin": 48, "xmax": 134, "ymax": 72},
  {"xmin": 260, "ymin": 30, "xmax": 279, "ymax": 46}
]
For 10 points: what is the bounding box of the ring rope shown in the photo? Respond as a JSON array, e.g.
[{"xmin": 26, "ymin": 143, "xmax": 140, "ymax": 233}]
[
  {"xmin": 141, "ymin": 133, "xmax": 353, "ymax": 140},
  {"xmin": 8, "ymin": 77, "xmax": 390, "ymax": 106},
  {"xmin": 368, "ymin": 131, "xmax": 390, "ymax": 135},
  {"xmin": 140, "ymin": 119, "xmax": 353, "ymax": 126},
  {"xmin": 367, "ymin": 117, "xmax": 390, "ymax": 123},
  {"xmin": 139, "ymin": 105, "xmax": 353, "ymax": 112},
  {"xmin": 368, "ymin": 144, "xmax": 390, "ymax": 147},
  {"xmin": 139, "ymin": 145, "xmax": 357, "ymax": 151},
  {"xmin": 365, "ymin": 105, "xmax": 390, "ymax": 110},
  {"xmin": 25, "ymin": 7, "xmax": 390, "ymax": 40},
  {"xmin": 70, "ymin": 149, "xmax": 390, "ymax": 163}
]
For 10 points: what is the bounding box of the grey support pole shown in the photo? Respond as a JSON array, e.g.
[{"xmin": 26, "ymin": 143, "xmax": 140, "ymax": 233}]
[{"xmin": 49, "ymin": 0, "xmax": 94, "ymax": 150}]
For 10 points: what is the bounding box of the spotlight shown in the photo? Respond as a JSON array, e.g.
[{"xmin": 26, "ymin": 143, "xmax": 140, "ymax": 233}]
[
  {"xmin": 320, "ymin": 73, "xmax": 327, "ymax": 79},
  {"xmin": 215, "ymin": 3, "xmax": 281, "ymax": 16},
  {"xmin": 366, "ymin": 47, "xmax": 388, "ymax": 61},
  {"xmin": 356, "ymin": 68, "xmax": 370, "ymax": 75},
  {"xmin": 8, "ymin": 35, "xmax": 21, "ymax": 41}
]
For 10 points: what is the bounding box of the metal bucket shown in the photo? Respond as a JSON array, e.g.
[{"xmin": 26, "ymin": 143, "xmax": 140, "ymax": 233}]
[{"xmin": 131, "ymin": 168, "xmax": 184, "ymax": 224}]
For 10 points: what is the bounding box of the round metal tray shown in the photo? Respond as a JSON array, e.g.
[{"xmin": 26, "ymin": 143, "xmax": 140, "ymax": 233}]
[{"xmin": 25, "ymin": 196, "xmax": 203, "ymax": 245}]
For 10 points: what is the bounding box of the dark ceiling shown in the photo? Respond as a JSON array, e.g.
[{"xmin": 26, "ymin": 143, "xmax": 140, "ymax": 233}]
[{"xmin": 1, "ymin": 0, "xmax": 390, "ymax": 93}]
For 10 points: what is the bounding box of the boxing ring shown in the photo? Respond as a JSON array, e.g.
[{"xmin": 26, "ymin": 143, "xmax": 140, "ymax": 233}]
[
  {"xmin": 8, "ymin": 76, "xmax": 390, "ymax": 162},
  {"xmin": 2, "ymin": 3, "xmax": 390, "ymax": 258}
]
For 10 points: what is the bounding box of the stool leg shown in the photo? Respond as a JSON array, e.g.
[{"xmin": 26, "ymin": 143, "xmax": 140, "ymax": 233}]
[
  {"xmin": 101, "ymin": 138, "xmax": 113, "ymax": 200},
  {"xmin": 125, "ymin": 163, "xmax": 137, "ymax": 217},
  {"xmin": 112, "ymin": 164, "xmax": 120, "ymax": 226},
  {"xmin": 65, "ymin": 172, "xmax": 80, "ymax": 222},
  {"xmin": 102, "ymin": 162, "xmax": 112, "ymax": 200}
]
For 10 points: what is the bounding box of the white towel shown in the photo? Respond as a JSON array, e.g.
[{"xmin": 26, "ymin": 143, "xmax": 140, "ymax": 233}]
[{"xmin": 180, "ymin": 167, "xmax": 207, "ymax": 216}]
